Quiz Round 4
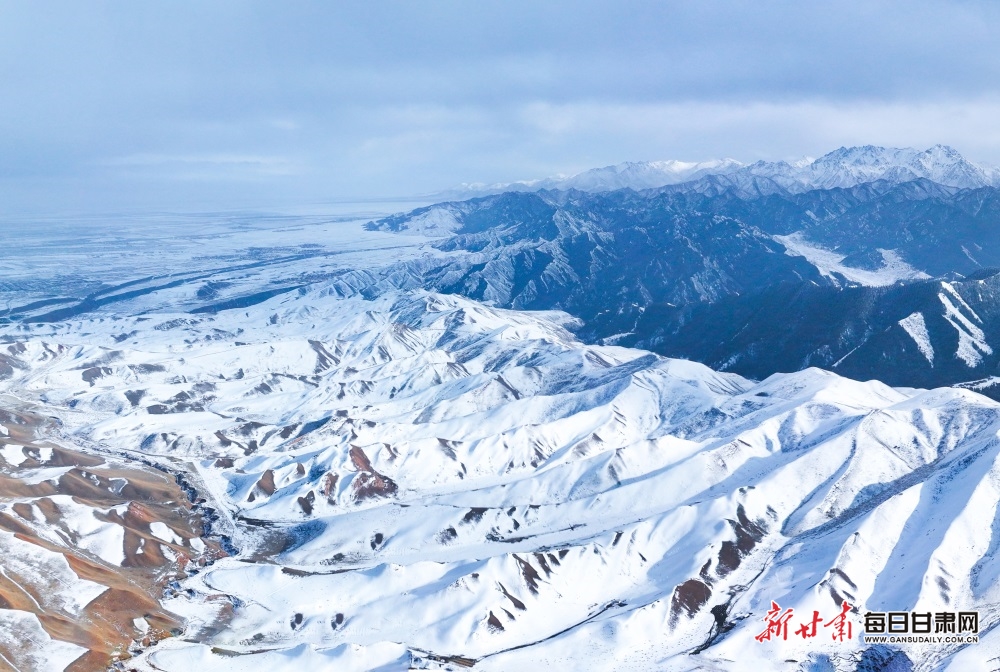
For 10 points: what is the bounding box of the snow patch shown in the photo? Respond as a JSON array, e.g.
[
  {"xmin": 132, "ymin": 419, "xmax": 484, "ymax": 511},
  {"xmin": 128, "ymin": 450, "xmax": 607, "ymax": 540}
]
[
  {"xmin": 939, "ymin": 286, "xmax": 992, "ymax": 367},
  {"xmin": 775, "ymin": 232, "xmax": 930, "ymax": 286},
  {"xmin": 150, "ymin": 521, "xmax": 183, "ymax": 545},
  {"xmin": 899, "ymin": 312, "xmax": 934, "ymax": 365},
  {"xmin": 0, "ymin": 611, "xmax": 87, "ymax": 671},
  {"xmin": 54, "ymin": 497, "xmax": 126, "ymax": 566},
  {"xmin": 392, "ymin": 207, "xmax": 462, "ymax": 236},
  {"xmin": 0, "ymin": 444, "xmax": 26, "ymax": 466}
]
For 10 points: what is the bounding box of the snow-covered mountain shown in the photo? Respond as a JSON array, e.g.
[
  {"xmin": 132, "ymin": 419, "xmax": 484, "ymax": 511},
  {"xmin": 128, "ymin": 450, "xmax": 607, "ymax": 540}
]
[
  {"xmin": 801, "ymin": 144, "xmax": 999, "ymax": 191},
  {"xmin": 0, "ymin": 211, "xmax": 998, "ymax": 670},
  {"xmin": 448, "ymin": 158, "xmax": 745, "ymax": 196},
  {"xmin": 365, "ymin": 179, "xmax": 1000, "ymax": 394},
  {"xmin": 443, "ymin": 145, "xmax": 1000, "ymax": 197},
  {"xmin": 3, "ymin": 282, "xmax": 1000, "ymax": 671},
  {"xmin": 4, "ymin": 167, "xmax": 1000, "ymax": 670}
]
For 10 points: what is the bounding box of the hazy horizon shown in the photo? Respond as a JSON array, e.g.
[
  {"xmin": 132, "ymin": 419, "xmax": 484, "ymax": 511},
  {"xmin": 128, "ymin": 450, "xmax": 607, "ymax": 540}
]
[{"xmin": 3, "ymin": 1, "xmax": 1000, "ymax": 215}]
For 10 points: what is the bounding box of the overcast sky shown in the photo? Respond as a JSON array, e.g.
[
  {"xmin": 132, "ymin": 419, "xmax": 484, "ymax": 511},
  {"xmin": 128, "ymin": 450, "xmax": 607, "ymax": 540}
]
[{"xmin": 3, "ymin": 0, "xmax": 1000, "ymax": 215}]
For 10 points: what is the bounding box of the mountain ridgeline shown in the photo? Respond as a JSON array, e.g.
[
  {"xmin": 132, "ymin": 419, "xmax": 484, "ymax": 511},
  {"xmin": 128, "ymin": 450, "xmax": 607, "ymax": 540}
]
[
  {"xmin": 6, "ymin": 146, "xmax": 1000, "ymax": 670},
  {"xmin": 367, "ymin": 146, "xmax": 1000, "ymax": 396}
]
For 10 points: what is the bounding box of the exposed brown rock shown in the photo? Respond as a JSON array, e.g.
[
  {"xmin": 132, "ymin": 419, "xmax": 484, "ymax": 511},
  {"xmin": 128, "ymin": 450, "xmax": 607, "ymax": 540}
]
[
  {"xmin": 498, "ymin": 582, "xmax": 526, "ymax": 611},
  {"xmin": 348, "ymin": 446, "xmax": 398, "ymax": 501},
  {"xmin": 514, "ymin": 555, "xmax": 542, "ymax": 594},
  {"xmin": 255, "ymin": 469, "xmax": 276, "ymax": 496},
  {"xmin": 321, "ymin": 472, "xmax": 338, "ymax": 499},
  {"xmin": 670, "ymin": 579, "xmax": 713, "ymax": 623},
  {"xmin": 298, "ymin": 491, "xmax": 315, "ymax": 515},
  {"xmin": 486, "ymin": 611, "xmax": 505, "ymax": 632},
  {"xmin": 0, "ymin": 404, "xmax": 223, "ymax": 670},
  {"xmin": 348, "ymin": 445, "xmax": 374, "ymax": 472},
  {"xmin": 717, "ymin": 504, "xmax": 767, "ymax": 577},
  {"xmin": 352, "ymin": 471, "xmax": 398, "ymax": 501}
]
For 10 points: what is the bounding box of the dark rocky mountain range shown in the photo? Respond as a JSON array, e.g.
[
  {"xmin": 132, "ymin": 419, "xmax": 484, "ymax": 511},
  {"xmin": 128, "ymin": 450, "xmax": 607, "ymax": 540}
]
[
  {"xmin": 368, "ymin": 167, "xmax": 1000, "ymax": 395},
  {"xmin": 626, "ymin": 269, "xmax": 1000, "ymax": 395}
]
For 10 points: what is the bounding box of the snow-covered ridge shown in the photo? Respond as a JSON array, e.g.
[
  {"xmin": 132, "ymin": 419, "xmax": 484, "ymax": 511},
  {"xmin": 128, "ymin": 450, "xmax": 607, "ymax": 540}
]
[
  {"xmin": 3, "ymin": 282, "xmax": 1000, "ymax": 670},
  {"xmin": 451, "ymin": 158, "xmax": 744, "ymax": 195},
  {"xmin": 442, "ymin": 145, "xmax": 1000, "ymax": 196}
]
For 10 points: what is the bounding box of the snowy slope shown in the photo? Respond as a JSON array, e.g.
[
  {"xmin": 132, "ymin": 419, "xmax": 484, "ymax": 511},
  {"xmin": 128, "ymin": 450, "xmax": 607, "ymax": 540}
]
[
  {"xmin": 2, "ymin": 279, "xmax": 999, "ymax": 670},
  {"xmin": 775, "ymin": 232, "xmax": 930, "ymax": 286}
]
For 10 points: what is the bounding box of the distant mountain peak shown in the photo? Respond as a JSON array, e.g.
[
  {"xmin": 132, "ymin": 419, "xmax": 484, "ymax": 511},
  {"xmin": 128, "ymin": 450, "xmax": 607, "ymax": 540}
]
[{"xmin": 440, "ymin": 145, "xmax": 998, "ymax": 198}]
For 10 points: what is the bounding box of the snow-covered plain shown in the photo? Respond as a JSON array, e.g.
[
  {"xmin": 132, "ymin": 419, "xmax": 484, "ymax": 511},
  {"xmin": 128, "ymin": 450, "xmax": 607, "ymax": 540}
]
[{"xmin": 1, "ymin": 212, "xmax": 999, "ymax": 670}]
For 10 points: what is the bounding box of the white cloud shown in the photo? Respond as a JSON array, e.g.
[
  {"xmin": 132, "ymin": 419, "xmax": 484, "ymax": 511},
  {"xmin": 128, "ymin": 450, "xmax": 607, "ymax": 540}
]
[
  {"xmin": 105, "ymin": 152, "xmax": 294, "ymax": 168},
  {"xmin": 3, "ymin": 1, "xmax": 1000, "ymax": 213}
]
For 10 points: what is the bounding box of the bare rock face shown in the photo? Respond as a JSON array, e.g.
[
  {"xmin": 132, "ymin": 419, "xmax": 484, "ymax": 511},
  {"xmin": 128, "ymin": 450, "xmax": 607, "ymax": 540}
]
[
  {"xmin": 348, "ymin": 446, "xmax": 397, "ymax": 502},
  {"xmin": 0, "ymin": 404, "xmax": 223, "ymax": 671}
]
